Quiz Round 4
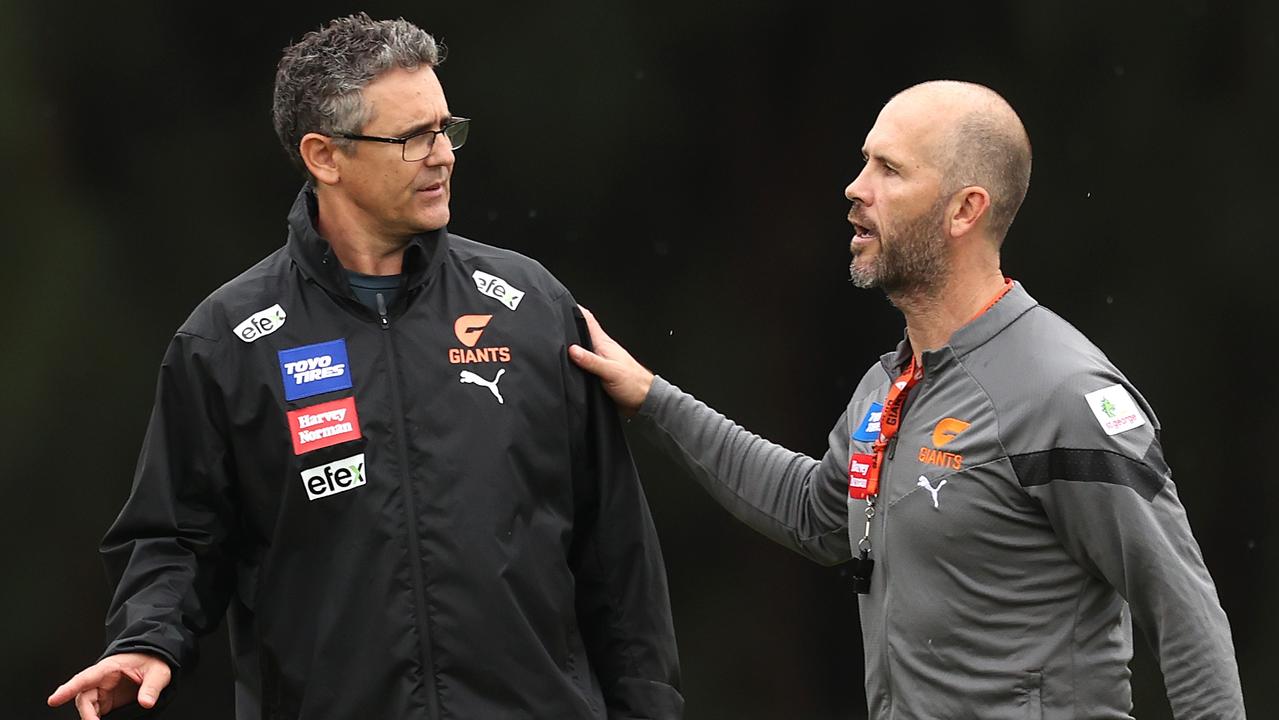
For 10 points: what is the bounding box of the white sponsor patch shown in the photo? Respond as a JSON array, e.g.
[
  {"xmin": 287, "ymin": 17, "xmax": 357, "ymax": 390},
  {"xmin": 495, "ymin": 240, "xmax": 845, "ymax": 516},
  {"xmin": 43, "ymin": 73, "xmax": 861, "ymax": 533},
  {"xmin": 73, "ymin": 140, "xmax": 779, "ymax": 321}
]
[
  {"xmin": 1084, "ymin": 384, "xmax": 1146, "ymax": 436},
  {"xmin": 472, "ymin": 270, "xmax": 525, "ymax": 311},
  {"xmin": 301, "ymin": 453, "xmax": 366, "ymax": 501},
  {"xmin": 234, "ymin": 304, "xmax": 287, "ymax": 343}
]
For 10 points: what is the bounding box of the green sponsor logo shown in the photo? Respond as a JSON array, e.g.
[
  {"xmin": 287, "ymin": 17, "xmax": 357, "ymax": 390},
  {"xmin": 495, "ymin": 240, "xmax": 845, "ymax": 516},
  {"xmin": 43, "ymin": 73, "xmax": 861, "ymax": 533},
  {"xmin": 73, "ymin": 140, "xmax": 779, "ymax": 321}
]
[{"xmin": 1100, "ymin": 397, "xmax": 1117, "ymax": 418}]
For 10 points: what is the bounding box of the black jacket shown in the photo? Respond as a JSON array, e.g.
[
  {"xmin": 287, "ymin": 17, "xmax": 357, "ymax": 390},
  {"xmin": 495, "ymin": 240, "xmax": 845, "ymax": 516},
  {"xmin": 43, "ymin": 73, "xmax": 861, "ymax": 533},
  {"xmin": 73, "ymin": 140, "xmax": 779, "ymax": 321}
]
[{"xmin": 100, "ymin": 187, "xmax": 682, "ymax": 719}]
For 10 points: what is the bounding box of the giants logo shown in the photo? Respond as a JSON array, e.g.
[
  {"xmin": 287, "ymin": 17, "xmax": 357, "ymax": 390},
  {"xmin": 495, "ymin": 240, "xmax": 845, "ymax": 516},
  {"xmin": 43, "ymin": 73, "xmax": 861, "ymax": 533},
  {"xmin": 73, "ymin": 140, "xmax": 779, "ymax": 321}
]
[
  {"xmin": 287, "ymin": 397, "xmax": 362, "ymax": 455},
  {"xmin": 448, "ymin": 314, "xmax": 512, "ymax": 364},
  {"xmin": 917, "ymin": 417, "xmax": 970, "ymax": 470}
]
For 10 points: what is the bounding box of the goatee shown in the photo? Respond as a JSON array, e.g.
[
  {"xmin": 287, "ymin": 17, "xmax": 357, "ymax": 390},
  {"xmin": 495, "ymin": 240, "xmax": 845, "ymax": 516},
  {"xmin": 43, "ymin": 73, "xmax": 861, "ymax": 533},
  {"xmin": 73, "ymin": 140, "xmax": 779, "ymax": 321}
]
[{"xmin": 849, "ymin": 196, "xmax": 950, "ymax": 296}]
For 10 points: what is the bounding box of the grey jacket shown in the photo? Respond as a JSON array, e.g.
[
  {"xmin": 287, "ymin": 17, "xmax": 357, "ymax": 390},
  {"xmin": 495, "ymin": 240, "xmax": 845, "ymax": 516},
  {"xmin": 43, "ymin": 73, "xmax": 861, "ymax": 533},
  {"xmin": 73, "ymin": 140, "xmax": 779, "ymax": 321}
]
[{"xmin": 635, "ymin": 282, "xmax": 1243, "ymax": 719}]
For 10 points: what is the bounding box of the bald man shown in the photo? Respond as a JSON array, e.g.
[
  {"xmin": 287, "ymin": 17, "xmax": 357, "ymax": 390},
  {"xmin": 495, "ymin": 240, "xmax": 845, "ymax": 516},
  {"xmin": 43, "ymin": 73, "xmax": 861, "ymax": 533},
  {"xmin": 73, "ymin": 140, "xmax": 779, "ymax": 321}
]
[{"xmin": 570, "ymin": 81, "xmax": 1244, "ymax": 719}]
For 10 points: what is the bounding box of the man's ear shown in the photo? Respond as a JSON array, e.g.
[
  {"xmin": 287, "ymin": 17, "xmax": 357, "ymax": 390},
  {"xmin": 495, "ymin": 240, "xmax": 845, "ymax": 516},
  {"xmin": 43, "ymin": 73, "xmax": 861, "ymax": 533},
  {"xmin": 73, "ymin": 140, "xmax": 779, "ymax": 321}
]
[
  {"xmin": 948, "ymin": 186, "xmax": 991, "ymax": 239},
  {"xmin": 300, "ymin": 132, "xmax": 342, "ymax": 186}
]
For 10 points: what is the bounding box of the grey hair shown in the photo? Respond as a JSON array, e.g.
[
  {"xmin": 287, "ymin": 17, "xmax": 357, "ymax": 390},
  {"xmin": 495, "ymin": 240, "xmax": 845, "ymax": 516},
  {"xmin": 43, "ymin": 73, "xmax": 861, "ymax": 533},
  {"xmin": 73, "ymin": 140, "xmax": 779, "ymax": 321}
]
[{"xmin": 272, "ymin": 13, "xmax": 444, "ymax": 176}]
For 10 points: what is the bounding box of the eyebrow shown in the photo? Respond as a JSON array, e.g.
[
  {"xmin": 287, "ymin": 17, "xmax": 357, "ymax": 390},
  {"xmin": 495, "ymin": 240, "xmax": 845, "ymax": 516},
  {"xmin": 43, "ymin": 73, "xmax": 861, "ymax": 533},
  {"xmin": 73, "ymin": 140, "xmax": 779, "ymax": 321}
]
[
  {"xmin": 864, "ymin": 150, "xmax": 902, "ymax": 170},
  {"xmin": 394, "ymin": 115, "xmax": 453, "ymax": 138}
]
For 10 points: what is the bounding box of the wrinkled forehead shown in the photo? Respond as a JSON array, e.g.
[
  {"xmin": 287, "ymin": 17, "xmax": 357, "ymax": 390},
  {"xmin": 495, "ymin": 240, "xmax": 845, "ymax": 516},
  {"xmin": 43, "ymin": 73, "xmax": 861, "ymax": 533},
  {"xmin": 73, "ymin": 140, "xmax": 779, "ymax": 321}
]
[{"xmin": 363, "ymin": 66, "xmax": 450, "ymax": 132}]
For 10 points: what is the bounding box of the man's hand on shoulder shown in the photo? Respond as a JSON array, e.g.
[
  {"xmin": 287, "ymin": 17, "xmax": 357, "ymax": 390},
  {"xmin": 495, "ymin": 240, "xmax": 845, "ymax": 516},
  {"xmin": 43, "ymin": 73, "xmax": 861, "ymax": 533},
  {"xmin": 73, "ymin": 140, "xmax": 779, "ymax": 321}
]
[
  {"xmin": 47, "ymin": 651, "xmax": 172, "ymax": 720},
  {"xmin": 569, "ymin": 306, "xmax": 655, "ymax": 417}
]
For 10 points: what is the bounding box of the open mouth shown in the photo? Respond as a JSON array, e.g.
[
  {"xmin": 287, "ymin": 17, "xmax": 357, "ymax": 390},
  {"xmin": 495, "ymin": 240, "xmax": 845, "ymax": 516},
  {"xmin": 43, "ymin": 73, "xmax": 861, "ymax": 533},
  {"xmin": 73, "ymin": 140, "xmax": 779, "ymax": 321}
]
[
  {"xmin": 851, "ymin": 221, "xmax": 878, "ymax": 240},
  {"xmin": 848, "ymin": 209, "xmax": 877, "ymax": 239}
]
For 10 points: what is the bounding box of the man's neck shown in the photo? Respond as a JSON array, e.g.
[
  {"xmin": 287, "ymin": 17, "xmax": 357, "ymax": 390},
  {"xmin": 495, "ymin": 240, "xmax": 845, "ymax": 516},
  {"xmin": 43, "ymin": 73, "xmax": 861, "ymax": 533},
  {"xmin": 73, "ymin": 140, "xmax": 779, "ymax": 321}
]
[
  {"xmin": 891, "ymin": 269, "xmax": 1008, "ymax": 362},
  {"xmin": 314, "ymin": 191, "xmax": 409, "ymax": 276}
]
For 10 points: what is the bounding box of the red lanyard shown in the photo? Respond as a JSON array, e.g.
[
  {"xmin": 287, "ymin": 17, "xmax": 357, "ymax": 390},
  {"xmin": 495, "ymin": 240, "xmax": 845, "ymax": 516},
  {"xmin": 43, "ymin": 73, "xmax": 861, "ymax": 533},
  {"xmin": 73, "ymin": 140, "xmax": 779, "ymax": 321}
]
[
  {"xmin": 848, "ymin": 280, "xmax": 1011, "ymax": 502},
  {"xmin": 847, "ymin": 280, "xmax": 1012, "ymax": 593},
  {"xmin": 849, "ymin": 357, "xmax": 922, "ymax": 500},
  {"xmin": 847, "ymin": 356, "xmax": 922, "ymax": 594}
]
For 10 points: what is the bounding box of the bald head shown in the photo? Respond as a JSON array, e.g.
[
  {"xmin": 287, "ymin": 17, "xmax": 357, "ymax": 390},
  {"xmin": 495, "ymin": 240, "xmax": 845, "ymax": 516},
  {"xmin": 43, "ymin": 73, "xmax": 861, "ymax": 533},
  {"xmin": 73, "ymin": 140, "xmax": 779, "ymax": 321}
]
[{"xmin": 887, "ymin": 81, "xmax": 1032, "ymax": 243}]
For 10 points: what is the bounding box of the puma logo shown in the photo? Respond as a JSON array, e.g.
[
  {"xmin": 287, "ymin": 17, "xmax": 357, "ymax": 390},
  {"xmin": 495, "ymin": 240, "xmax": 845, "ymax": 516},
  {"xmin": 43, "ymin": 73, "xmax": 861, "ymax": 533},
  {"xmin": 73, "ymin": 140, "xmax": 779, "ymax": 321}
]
[
  {"xmin": 460, "ymin": 368, "xmax": 506, "ymax": 404},
  {"xmin": 917, "ymin": 475, "xmax": 947, "ymax": 509}
]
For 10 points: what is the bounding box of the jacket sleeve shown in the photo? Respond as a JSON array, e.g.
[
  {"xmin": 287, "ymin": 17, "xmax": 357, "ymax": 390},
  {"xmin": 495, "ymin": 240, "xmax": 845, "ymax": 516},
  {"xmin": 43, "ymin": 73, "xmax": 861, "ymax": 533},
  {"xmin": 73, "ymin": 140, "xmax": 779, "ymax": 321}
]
[
  {"xmin": 632, "ymin": 376, "xmax": 853, "ymax": 566},
  {"xmin": 1014, "ymin": 375, "xmax": 1244, "ymax": 719},
  {"xmin": 99, "ymin": 330, "xmax": 239, "ymax": 673},
  {"xmin": 562, "ymin": 305, "xmax": 684, "ymax": 720}
]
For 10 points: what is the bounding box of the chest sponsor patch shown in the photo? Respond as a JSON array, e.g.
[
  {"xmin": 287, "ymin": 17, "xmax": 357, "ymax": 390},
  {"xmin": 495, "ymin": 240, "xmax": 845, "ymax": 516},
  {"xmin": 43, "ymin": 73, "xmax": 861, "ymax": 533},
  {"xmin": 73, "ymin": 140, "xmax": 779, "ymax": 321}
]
[
  {"xmin": 1085, "ymin": 384, "xmax": 1146, "ymax": 436},
  {"xmin": 287, "ymin": 397, "xmax": 362, "ymax": 455},
  {"xmin": 848, "ymin": 452, "xmax": 874, "ymax": 496},
  {"xmin": 472, "ymin": 269, "xmax": 525, "ymax": 311},
  {"xmin": 234, "ymin": 304, "xmax": 287, "ymax": 343},
  {"xmin": 852, "ymin": 403, "xmax": 884, "ymax": 442},
  {"xmin": 301, "ymin": 453, "xmax": 366, "ymax": 501},
  {"xmin": 278, "ymin": 339, "xmax": 352, "ymax": 401}
]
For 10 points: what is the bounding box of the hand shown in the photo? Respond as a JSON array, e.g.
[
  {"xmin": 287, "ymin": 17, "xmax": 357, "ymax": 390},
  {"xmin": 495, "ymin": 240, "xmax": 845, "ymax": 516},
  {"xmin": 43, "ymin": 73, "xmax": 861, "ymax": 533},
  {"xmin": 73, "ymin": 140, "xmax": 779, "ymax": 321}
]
[
  {"xmin": 569, "ymin": 306, "xmax": 655, "ymax": 416},
  {"xmin": 48, "ymin": 652, "xmax": 173, "ymax": 720}
]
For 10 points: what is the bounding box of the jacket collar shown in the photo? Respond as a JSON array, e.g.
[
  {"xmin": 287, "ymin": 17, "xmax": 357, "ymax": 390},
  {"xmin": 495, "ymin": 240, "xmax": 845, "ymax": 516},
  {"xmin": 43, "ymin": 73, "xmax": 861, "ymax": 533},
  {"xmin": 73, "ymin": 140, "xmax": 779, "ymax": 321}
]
[
  {"xmin": 880, "ymin": 281, "xmax": 1039, "ymax": 375},
  {"xmin": 285, "ymin": 184, "xmax": 449, "ymax": 302}
]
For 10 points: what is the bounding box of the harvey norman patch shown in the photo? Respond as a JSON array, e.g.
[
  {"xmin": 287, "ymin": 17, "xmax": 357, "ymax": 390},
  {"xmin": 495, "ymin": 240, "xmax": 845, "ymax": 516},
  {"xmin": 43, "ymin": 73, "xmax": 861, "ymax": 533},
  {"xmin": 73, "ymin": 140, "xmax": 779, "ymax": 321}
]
[
  {"xmin": 472, "ymin": 270, "xmax": 525, "ymax": 311},
  {"xmin": 301, "ymin": 453, "xmax": 366, "ymax": 501},
  {"xmin": 287, "ymin": 397, "xmax": 362, "ymax": 455},
  {"xmin": 1084, "ymin": 384, "xmax": 1146, "ymax": 436},
  {"xmin": 279, "ymin": 339, "xmax": 352, "ymax": 402},
  {"xmin": 852, "ymin": 403, "xmax": 884, "ymax": 442},
  {"xmin": 234, "ymin": 304, "xmax": 287, "ymax": 343},
  {"xmin": 849, "ymin": 452, "xmax": 874, "ymax": 497}
]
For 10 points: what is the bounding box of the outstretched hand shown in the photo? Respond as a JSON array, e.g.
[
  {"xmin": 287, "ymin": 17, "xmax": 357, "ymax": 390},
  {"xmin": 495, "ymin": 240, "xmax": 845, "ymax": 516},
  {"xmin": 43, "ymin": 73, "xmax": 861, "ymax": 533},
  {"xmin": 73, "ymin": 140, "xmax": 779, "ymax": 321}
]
[
  {"xmin": 48, "ymin": 652, "xmax": 172, "ymax": 720},
  {"xmin": 569, "ymin": 306, "xmax": 655, "ymax": 416}
]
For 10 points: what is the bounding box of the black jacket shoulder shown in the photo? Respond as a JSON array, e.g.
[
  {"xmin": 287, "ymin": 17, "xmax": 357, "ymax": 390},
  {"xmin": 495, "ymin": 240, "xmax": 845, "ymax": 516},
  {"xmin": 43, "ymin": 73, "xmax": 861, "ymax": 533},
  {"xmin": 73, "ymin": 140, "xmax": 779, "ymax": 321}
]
[
  {"xmin": 175, "ymin": 247, "xmax": 293, "ymax": 344},
  {"xmin": 446, "ymin": 233, "xmax": 572, "ymax": 304}
]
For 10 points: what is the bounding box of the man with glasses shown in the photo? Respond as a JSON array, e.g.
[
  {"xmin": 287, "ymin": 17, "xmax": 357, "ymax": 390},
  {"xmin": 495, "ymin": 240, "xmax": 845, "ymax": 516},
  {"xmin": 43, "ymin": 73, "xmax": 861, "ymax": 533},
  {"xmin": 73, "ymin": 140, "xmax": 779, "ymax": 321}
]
[{"xmin": 49, "ymin": 14, "xmax": 681, "ymax": 720}]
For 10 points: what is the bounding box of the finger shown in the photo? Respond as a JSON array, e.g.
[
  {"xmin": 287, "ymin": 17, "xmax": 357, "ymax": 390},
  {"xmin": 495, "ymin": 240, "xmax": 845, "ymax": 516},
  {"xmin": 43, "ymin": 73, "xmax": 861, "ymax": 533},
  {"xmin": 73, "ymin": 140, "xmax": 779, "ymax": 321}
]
[
  {"xmin": 49, "ymin": 664, "xmax": 111, "ymax": 706},
  {"xmin": 577, "ymin": 306, "xmax": 614, "ymax": 347},
  {"xmin": 568, "ymin": 344, "xmax": 610, "ymax": 376},
  {"xmin": 137, "ymin": 661, "xmax": 172, "ymax": 708},
  {"xmin": 74, "ymin": 689, "xmax": 103, "ymax": 720}
]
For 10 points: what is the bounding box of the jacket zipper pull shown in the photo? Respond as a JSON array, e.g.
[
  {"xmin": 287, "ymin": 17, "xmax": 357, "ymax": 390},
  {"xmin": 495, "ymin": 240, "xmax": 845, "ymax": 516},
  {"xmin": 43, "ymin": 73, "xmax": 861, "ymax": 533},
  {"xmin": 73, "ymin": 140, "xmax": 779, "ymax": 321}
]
[{"xmin": 376, "ymin": 292, "xmax": 390, "ymax": 329}]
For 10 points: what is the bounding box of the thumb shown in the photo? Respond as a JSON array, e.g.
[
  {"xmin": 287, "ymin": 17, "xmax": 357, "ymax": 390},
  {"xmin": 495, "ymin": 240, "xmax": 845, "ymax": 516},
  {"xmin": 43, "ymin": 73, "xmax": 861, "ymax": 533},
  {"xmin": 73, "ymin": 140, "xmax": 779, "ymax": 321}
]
[{"xmin": 136, "ymin": 661, "xmax": 172, "ymax": 708}]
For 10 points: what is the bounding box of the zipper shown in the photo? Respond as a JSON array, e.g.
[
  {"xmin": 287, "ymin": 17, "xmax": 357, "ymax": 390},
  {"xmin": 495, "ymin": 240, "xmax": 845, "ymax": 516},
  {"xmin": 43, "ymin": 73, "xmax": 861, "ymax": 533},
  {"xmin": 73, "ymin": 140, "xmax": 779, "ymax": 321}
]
[
  {"xmin": 377, "ymin": 292, "xmax": 441, "ymax": 719},
  {"xmin": 878, "ymin": 455, "xmax": 894, "ymax": 716}
]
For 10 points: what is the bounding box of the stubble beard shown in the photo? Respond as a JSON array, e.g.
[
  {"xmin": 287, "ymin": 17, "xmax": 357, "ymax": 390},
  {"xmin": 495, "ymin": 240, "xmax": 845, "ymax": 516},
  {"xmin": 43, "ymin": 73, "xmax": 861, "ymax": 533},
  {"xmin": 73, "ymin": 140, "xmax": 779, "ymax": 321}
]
[{"xmin": 849, "ymin": 196, "xmax": 950, "ymax": 297}]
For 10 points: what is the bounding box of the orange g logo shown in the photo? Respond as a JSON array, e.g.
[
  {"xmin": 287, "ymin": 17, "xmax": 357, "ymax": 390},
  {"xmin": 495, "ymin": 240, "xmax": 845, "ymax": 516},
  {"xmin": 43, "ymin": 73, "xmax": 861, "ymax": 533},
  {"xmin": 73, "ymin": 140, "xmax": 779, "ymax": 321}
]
[{"xmin": 931, "ymin": 418, "xmax": 971, "ymax": 448}]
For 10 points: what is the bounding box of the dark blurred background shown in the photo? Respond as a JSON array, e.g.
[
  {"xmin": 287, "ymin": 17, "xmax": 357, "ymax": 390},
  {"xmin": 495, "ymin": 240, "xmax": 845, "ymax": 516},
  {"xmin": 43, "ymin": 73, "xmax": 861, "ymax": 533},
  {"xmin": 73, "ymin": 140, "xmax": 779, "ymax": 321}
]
[{"xmin": 6, "ymin": 0, "xmax": 1276, "ymax": 718}]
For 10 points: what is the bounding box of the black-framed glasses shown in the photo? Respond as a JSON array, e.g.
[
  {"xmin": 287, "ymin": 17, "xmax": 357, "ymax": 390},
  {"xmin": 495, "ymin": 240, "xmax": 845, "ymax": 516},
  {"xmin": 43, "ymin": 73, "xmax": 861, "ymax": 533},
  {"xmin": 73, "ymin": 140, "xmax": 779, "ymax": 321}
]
[{"xmin": 337, "ymin": 117, "xmax": 470, "ymax": 162}]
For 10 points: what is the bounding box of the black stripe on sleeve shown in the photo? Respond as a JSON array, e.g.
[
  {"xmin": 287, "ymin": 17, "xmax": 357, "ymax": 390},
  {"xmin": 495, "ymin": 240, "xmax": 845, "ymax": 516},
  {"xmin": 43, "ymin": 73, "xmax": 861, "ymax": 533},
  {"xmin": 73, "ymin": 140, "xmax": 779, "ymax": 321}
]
[{"xmin": 1010, "ymin": 447, "xmax": 1167, "ymax": 502}]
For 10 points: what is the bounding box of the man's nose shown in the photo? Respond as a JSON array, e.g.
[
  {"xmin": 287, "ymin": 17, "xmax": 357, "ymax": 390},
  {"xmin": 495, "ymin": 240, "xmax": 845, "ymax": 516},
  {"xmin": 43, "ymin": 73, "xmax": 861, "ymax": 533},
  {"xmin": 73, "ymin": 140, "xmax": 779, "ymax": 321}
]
[
  {"xmin": 426, "ymin": 136, "xmax": 455, "ymax": 166},
  {"xmin": 845, "ymin": 167, "xmax": 871, "ymax": 205}
]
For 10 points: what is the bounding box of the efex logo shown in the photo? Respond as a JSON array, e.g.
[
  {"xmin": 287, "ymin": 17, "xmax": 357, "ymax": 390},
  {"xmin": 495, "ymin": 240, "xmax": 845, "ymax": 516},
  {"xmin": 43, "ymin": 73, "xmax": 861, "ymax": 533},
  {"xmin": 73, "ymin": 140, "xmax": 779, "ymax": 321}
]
[
  {"xmin": 301, "ymin": 453, "xmax": 366, "ymax": 501},
  {"xmin": 448, "ymin": 314, "xmax": 512, "ymax": 364},
  {"xmin": 917, "ymin": 417, "xmax": 971, "ymax": 470}
]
